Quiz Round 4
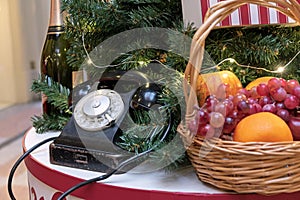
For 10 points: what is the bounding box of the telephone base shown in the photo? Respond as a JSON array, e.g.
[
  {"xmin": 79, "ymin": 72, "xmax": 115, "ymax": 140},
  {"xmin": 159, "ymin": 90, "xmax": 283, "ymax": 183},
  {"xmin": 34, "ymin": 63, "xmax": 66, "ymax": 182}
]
[
  {"xmin": 49, "ymin": 117, "xmax": 140, "ymax": 173},
  {"xmin": 50, "ymin": 143, "xmax": 130, "ymax": 173}
]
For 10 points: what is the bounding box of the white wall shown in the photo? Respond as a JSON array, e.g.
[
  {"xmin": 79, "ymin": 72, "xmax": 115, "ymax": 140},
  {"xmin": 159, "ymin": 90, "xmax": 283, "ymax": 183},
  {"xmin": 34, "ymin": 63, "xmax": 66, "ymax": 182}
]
[
  {"xmin": 0, "ymin": 0, "xmax": 50, "ymax": 105},
  {"xmin": 181, "ymin": 0, "xmax": 202, "ymax": 27},
  {"xmin": 0, "ymin": 0, "xmax": 18, "ymax": 104}
]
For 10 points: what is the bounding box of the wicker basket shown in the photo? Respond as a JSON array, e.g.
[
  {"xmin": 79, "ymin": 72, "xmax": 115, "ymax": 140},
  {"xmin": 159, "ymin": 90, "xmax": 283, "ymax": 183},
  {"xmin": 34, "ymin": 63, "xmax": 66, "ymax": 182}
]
[{"xmin": 178, "ymin": 0, "xmax": 300, "ymax": 195}]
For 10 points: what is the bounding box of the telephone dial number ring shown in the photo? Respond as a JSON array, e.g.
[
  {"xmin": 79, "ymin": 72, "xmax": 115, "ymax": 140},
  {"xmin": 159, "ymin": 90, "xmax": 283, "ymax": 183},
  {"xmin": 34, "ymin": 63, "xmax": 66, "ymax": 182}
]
[{"xmin": 74, "ymin": 89, "xmax": 125, "ymax": 131}]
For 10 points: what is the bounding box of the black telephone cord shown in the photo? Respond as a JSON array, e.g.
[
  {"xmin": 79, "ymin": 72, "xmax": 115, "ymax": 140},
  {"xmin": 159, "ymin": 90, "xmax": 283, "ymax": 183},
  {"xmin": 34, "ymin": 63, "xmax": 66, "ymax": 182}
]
[
  {"xmin": 7, "ymin": 136, "xmax": 58, "ymax": 200},
  {"xmin": 57, "ymin": 116, "xmax": 172, "ymax": 200},
  {"xmin": 57, "ymin": 145, "xmax": 154, "ymax": 200},
  {"xmin": 8, "ymin": 114, "xmax": 172, "ymax": 200}
]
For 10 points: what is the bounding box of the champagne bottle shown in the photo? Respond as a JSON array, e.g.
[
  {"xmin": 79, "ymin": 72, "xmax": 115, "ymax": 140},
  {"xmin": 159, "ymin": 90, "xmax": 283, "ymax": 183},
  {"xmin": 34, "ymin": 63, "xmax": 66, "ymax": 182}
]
[{"xmin": 40, "ymin": 0, "xmax": 72, "ymax": 115}]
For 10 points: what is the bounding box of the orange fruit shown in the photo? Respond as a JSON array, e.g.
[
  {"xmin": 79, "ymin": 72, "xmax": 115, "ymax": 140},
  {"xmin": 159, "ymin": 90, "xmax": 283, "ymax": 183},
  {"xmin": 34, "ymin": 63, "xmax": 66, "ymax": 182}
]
[
  {"xmin": 197, "ymin": 70, "xmax": 242, "ymax": 106},
  {"xmin": 233, "ymin": 112, "xmax": 293, "ymax": 142},
  {"xmin": 245, "ymin": 76, "xmax": 274, "ymax": 90}
]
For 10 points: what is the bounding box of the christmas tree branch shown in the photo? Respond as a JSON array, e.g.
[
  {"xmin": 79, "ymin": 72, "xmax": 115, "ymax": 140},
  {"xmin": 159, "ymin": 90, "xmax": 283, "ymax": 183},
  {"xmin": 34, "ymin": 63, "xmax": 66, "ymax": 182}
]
[
  {"xmin": 31, "ymin": 114, "xmax": 70, "ymax": 134},
  {"xmin": 31, "ymin": 76, "xmax": 71, "ymax": 114},
  {"xmin": 31, "ymin": 76, "xmax": 72, "ymax": 133}
]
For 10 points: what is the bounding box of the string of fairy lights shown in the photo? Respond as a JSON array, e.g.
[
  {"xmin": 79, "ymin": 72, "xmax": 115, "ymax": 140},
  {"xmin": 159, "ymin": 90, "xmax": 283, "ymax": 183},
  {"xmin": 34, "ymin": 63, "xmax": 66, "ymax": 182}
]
[
  {"xmin": 211, "ymin": 49, "xmax": 300, "ymax": 74},
  {"xmin": 81, "ymin": 34, "xmax": 300, "ymax": 75},
  {"xmin": 81, "ymin": 34, "xmax": 181, "ymax": 74}
]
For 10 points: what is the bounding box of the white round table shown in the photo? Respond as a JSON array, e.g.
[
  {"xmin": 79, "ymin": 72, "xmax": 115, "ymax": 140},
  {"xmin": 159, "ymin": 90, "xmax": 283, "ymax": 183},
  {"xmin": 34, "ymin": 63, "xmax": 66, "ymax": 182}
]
[{"xmin": 23, "ymin": 128, "xmax": 300, "ymax": 200}]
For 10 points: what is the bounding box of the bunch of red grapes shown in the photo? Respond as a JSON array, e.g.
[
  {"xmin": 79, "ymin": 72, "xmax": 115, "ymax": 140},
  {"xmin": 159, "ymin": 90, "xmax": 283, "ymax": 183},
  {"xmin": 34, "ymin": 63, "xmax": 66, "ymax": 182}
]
[{"xmin": 188, "ymin": 77, "xmax": 300, "ymax": 140}]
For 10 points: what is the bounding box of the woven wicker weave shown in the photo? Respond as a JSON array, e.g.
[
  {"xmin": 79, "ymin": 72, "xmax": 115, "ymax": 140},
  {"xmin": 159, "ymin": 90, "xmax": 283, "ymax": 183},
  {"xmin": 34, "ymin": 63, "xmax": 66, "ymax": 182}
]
[{"xmin": 178, "ymin": 0, "xmax": 300, "ymax": 195}]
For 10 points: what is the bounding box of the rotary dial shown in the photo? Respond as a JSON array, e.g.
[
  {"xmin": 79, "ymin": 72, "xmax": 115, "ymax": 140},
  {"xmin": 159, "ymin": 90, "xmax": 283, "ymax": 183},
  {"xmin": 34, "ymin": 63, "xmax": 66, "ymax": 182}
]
[{"xmin": 74, "ymin": 89, "xmax": 124, "ymax": 131}]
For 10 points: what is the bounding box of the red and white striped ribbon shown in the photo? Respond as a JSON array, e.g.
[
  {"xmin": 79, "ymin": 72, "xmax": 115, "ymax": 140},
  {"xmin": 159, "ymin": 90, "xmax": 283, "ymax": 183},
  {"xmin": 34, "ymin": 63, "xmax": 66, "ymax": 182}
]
[
  {"xmin": 199, "ymin": 0, "xmax": 300, "ymax": 26},
  {"xmin": 182, "ymin": 0, "xmax": 300, "ymax": 26}
]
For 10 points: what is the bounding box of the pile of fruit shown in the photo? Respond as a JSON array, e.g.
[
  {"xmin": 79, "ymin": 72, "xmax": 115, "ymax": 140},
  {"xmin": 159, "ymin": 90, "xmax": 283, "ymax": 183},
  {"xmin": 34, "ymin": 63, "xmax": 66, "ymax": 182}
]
[{"xmin": 189, "ymin": 71, "xmax": 300, "ymax": 142}]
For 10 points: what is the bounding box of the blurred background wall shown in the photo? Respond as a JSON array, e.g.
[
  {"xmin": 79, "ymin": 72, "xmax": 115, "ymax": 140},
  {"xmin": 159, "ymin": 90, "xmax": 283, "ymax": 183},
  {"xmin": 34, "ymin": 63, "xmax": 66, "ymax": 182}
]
[{"xmin": 0, "ymin": 0, "xmax": 50, "ymax": 108}]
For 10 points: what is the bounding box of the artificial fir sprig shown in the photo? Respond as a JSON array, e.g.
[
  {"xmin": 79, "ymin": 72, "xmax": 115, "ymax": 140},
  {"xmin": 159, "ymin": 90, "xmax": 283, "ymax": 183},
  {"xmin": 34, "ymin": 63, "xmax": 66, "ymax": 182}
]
[
  {"xmin": 31, "ymin": 114, "xmax": 70, "ymax": 134},
  {"xmin": 31, "ymin": 76, "xmax": 72, "ymax": 133},
  {"xmin": 118, "ymin": 109, "xmax": 168, "ymax": 153},
  {"xmin": 31, "ymin": 76, "xmax": 71, "ymax": 114},
  {"xmin": 117, "ymin": 96, "xmax": 187, "ymax": 171}
]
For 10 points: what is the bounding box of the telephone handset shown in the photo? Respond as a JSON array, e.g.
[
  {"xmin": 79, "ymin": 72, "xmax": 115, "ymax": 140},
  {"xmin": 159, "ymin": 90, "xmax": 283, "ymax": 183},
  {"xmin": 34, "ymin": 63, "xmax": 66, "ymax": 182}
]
[{"xmin": 49, "ymin": 69, "xmax": 174, "ymax": 173}]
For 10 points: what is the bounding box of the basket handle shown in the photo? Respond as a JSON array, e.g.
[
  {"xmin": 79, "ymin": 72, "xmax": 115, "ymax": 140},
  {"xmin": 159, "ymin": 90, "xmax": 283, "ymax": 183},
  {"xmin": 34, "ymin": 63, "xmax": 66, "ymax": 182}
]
[{"xmin": 183, "ymin": 0, "xmax": 300, "ymax": 118}]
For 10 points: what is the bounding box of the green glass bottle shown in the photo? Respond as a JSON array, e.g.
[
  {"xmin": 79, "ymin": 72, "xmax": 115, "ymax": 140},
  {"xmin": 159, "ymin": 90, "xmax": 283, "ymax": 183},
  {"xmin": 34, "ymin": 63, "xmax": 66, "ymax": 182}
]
[{"xmin": 40, "ymin": 0, "xmax": 72, "ymax": 115}]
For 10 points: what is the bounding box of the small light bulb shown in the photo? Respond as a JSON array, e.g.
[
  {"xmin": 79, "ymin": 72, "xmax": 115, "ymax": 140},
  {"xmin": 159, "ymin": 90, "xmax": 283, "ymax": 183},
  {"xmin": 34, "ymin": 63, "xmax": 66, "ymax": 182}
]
[
  {"xmin": 228, "ymin": 58, "xmax": 235, "ymax": 63},
  {"xmin": 87, "ymin": 59, "xmax": 93, "ymax": 65},
  {"xmin": 138, "ymin": 61, "xmax": 146, "ymax": 66},
  {"xmin": 276, "ymin": 66, "xmax": 285, "ymax": 73}
]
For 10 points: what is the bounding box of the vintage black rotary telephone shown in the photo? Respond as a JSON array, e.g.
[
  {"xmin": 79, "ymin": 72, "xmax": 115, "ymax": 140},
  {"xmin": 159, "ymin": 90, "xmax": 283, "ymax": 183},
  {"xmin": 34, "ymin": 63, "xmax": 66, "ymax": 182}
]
[{"xmin": 49, "ymin": 69, "xmax": 177, "ymax": 173}]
